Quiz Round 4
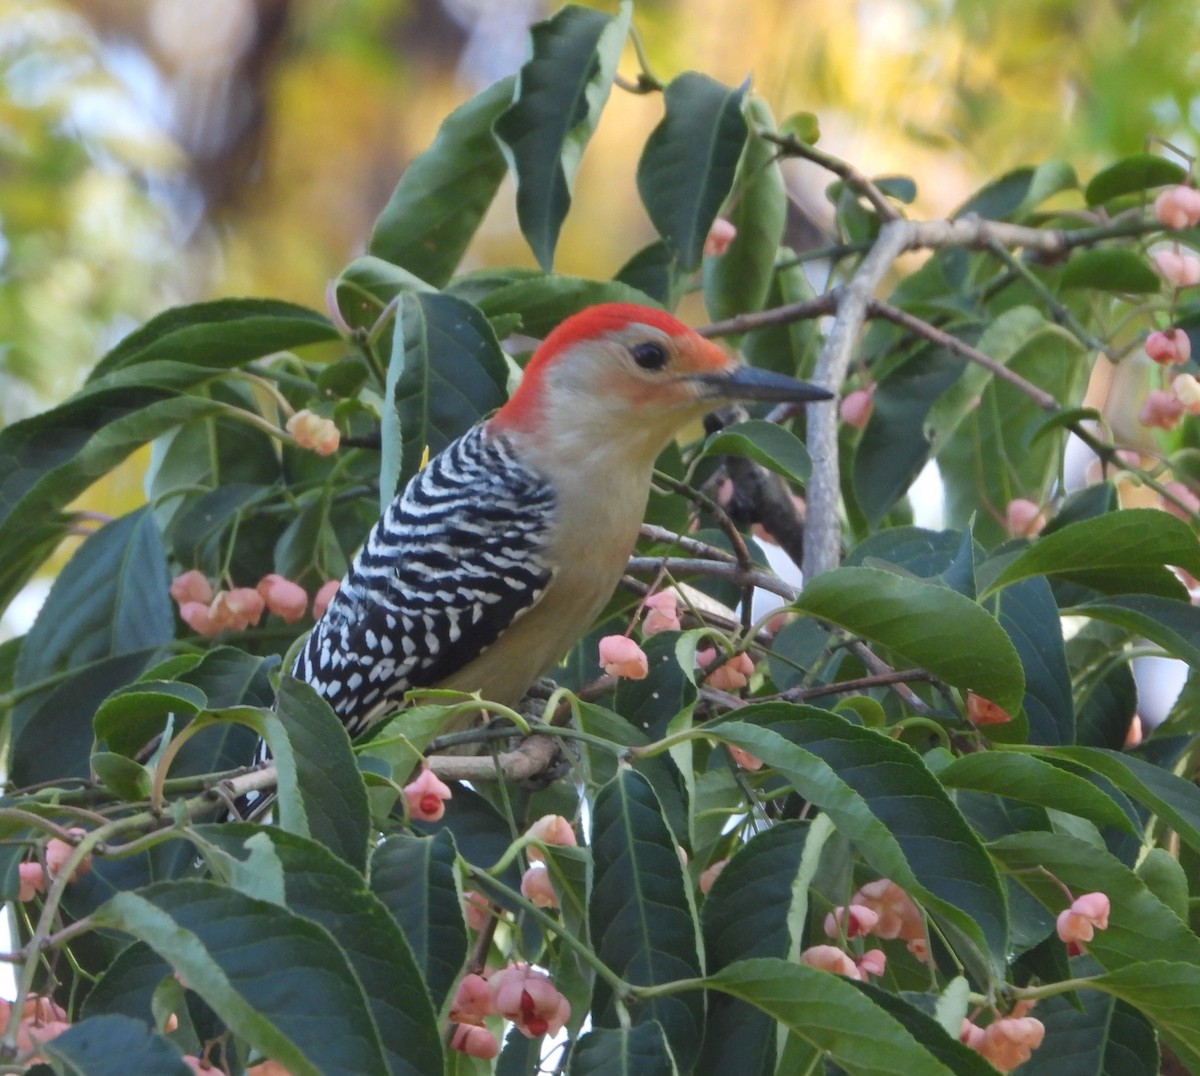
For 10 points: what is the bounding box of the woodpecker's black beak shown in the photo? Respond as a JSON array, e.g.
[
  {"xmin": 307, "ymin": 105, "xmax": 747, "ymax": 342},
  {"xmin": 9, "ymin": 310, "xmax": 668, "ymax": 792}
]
[{"xmin": 692, "ymin": 364, "xmax": 834, "ymax": 404}]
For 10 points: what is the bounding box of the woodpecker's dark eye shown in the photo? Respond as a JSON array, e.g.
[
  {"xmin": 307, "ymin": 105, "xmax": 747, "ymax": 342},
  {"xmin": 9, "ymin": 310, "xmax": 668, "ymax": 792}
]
[{"xmin": 630, "ymin": 341, "xmax": 669, "ymax": 371}]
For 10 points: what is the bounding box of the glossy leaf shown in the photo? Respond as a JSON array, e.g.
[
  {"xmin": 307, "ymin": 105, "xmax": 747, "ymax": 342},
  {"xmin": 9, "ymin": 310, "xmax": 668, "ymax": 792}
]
[
  {"xmin": 794, "ymin": 565, "xmax": 1025, "ymax": 715},
  {"xmin": 270, "ymin": 676, "xmax": 370, "ymax": 871},
  {"xmin": 703, "ymin": 96, "xmax": 786, "ymax": 322},
  {"xmin": 637, "ymin": 73, "xmax": 748, "ymax": 272},
  {"xmin": 705, "ymin": 958, "xmax": 958, "ymax": 1075},
  {"xmin": 494, "ymin": 3, "xmax": 631, "ymax": 270},
  {"xmin": 11, "ymin": 508, "xmax": 174, "ymax": 786},
  {"xmin": 992, "ymin": 831, "xmax": 1200, "ymax": 971},
  {"xmin": 698, "ymin": 418, "xmax": 812, "ymax": 484},
  {"xmin": 384, "ymin": 290, "xmax": 509, "ymax": 499},
  {"xmin": 1092, "ymin": 962, "xmax": 1200, "ymax": 1071},
  {"xmin": 196, "ymin": 824, "xmax": 443, "ymax": 1075},
  {"xmin": 370, "ymin": 831, "xmax": 468, "ymax": 1014},
  {"xmin": 41, "ymin": 1014, "xmax": 193, "ymax": 1076},
  {"xmin": 590, "ymin": 768, "xmax": 703, "ymax": 1067},
  {"xmin": 1072, "ymin": 594, "xmax": 1200, "ymax": 668},
  {"xmin": 698, "ymin": 821, "xmax": 812, "ymax": 1076},
  {"xmin": 937, "ymin": 752, "xmax": 1136, "ymax": 833},
  {"xmin": 93, "ymin": 681, "xmax": 207, "ymax": 758},
  {"xmin": 995, "ymin": 576, "xmax": 1074, "ymax": 745},
  {"xmin": 94, "ymin": 880, "xmax": 391, "ymax": 1076},
  {"xmin": 369, "ymin": 77, "xmax": 514, "ymax": 286},
  {"xmin": 568, "ymin": 1023, "xmax": 676, "ymax": 1076},
  {"xmin": 1061, "ymin": 248, "xmax": 1165, "ymax": 293},
  {"xmin": 1085, "ymin": 153, "xmax": 1188, "ymax": 206},
  {"xmin": 470, "ymin": 272, "xmax": 656, "ymax": 338},
  {"xmin": 984, "ymin": 508, "xmax": 1200, "ymax": 597},
  {"xmin": 713, "ymin": 714, "xmax": 1009, "ymax": 975}
]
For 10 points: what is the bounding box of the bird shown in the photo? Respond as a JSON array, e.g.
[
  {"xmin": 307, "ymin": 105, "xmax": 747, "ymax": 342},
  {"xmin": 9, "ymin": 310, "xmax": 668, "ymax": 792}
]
[{"xmin": 292, "ymin": 302, "xmax": 832, "ymax": 738}]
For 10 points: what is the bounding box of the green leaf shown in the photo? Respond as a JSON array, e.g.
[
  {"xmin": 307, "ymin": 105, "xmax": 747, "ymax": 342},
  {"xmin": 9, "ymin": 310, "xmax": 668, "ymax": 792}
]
[
  {"xmin": 12, "ymin": 508, "xmax": 173, "ymax": 786},
  {"xmin": 939, "ymin": 316, "xmax": 1087, "ymax": 547},
  {"xmin": 937, "ymin": 752, "xmax": 1136, "ymax": 832},
  {"xmin": 992, "ymin": 831, "xmax": 1200, "ymax": 972},
  {"xmin": 953, "ymin": 166, "xmax": 1037, "ymax": 221},
  {"xmin": 1061, "ymin": 248, "xmax": 1163, "ymax": 293},
  {"xmin": 468, "ymin": 272, "xmax": 657, "ymax": 338},
  {"xmin": 41, "ymin": 1014, "xmax": 193, "ymax": 1076},
  {"xmin": 369, "ymin": 77, "xmax": 514, "ymax": 287},
  {"xmin": 637, "ymin": 73, "xmax": 749, "ymax": 272},
  {"xmin": 1040, "ymin": 746, "xmax": 1200, "ymax": 858},
  {"xmin": 1024, "ymin": 983, "xmax": 1158, "ymax": 1076},
  {"xmin": 82, "ymin": 941, "xmax": 172, "ymax": 1024},
  {"xmin": 995, "ymin": 576, "xmax": 1074, "ymax": 745},
  {"xmin": 1073, "ymin": 594, "xmax": 1200, "ymax": 668},
  {"xmin": 87, "ymin": 298, "xmax": 336, "ymax": 381},
  {"xmin": 698, "ymin": 419, "xmax": 812, "ymax": 484},
  {"xmin": 984, "ymin": 508, "xmax": 1200, "ymax": 597},
  {"xmin": 851, "ymin": 341, "xmax": 963, "ymax": 526},
  {"xmin": 703, "ymin": 96, "xmax": 786, "ymax": 322},
  {"xmin": 1085, "ymin": 153, "xmax": 1187, "ymax": 206},
  {"xmin": 196, "ymin": 825, "xmax": 444, "ymax": 1075},
  {"xmin": 590, "ymin": 769, "xmax": 703, "ymax": 1067},
  {"xmin": 794, "ymin": 565, "xmax": 1025, "ymax": 715},
  {"xmin": 91, "ymin": 751, "xmax": 153, "ymax": 801},
  {"xmin": 698, "ymin": 822, "xmax": 812, "ymax": 1075},
  {"xmin": 740, "ymin": 252, "xmax": 821, "ymax": 378},
  {"xmin": 270, "ymin": 677, "xmax": 370, "ymax": 871},
  {"xmin": 705, "ymin": 957, "xmax": 957, "ymax": 1075},
  {"xmin": 714, "ymin": 714, "xmax": 1008, "ymax": 976},
  {"xmin": 93, "ymin": 681, "xmax": 208, "ymax": 758},
  {"xmin": 494, "ymin": 3, "xmax": 631, "ymax": 270},
  {"xmin": 569, "ymin": 1023, "xmax": 677, "ymax": 1076},
  {"xmin": 93, "ymin": 881, "xmax": 390, "ymax": 1076},
  {"xmin": 1092, "ymin": 962, "xmax": 1200, "ymax": 1070},
  {"xmin": 384, "ymin": 291, "xmax": 509, "ymax": 500},
  {"xmin": 370, "ymin": 831, "xmax": 468, "ymax": 1014}
]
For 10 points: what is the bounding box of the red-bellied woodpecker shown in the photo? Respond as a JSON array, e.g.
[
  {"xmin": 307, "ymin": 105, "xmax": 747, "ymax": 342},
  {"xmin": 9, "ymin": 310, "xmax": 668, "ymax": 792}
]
[{"xmin": 293, "ymin": 302, "xmax": 831, "ymax": 735}]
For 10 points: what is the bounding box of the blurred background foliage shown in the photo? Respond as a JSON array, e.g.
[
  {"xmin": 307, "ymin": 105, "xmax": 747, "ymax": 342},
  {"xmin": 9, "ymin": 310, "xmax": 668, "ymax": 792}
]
[{"xmin": 0, "ymin": 0, "xmax": 1197, "ymax": 623}]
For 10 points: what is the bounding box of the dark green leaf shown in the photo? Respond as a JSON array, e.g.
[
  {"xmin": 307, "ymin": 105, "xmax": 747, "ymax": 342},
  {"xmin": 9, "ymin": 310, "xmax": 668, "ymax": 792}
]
[
  {"xmin": 82, "ymin": 942, "xmax": 172, "ymax": 1023},
  {"xmin": 93, "ymin": 681, "xmax": 207, "ymax": 758},
  {"xmin": 370, "ymin": 831, "xmax": 468, "ymax": 1014},
  {"xmin": 794, "ymin": 565, "xmax": 1025, "ymax": 715},
  {"xmin": 270, "ymin": 677, "xmax": 370, "ymax": 870},
  {"xmin": 705, "ymin": 958, "xmax": 957, "ymax": 1075},
  {"xmin": 470, "ymin": 272, "xmax": 657, "ymax": 338},
  {"xmin": 87, "ymin": 298, "xmax": 336, "ymax": 381},
  {"xmin": 569, "ymin": 1023, "xmax": 676, "ymax": 1076},
  {"xmin": 384, "ymin": 291, "xmax": 509, "ymax": 499},
  {"xmin": 698, "ymin": 419, "xmax": 812, "ymax": 484},
  {"xmin": 590, "ymin": 769, "xmax": 703, "ymax": 1067},
  {"xmin": 704, "ymin": 96, "xmax": 786, "ymax": 321},
  {"xmin": 699, "ymin": 822, "xmax": 811, "ymax": 1076},
  {"xmin": 938, "ymin": 753, "xmax": 1136, "ymax": 832},
  {"xmin": 637, "ymin": 73, "xmax": 748, "ymax": 271},
  {"xmin": 953, "ymin": 166, "xmax": 1035, "ymax": 221},
  {"xmin": 1073, "ymin": 594, "xmax": 1200, "ymax": 668},
  {"xmin": 1023, "ymin": 985, "xmax": 1158, "ymax": 1076},
  {"xmin": 992, "ymin": 831, "xmax": 1200, "ymax": 972},
  {"xmin": 614, "ymin": 241, "xmax": 680, "ymax": 309},
  {"xmin": 1085, "ymin": 154, "xmax": 1187, "ymax": 207},
  {"xmin": 1092, "ymin": 962, "xmax": 1200, "ymax": 1070},
  {"xmin": 996, "ymin": 576, "xmax": 1074, "ymax": 745},
  {"xmin": 197, "ymin": 824, "xmax": 444, "ymax": 1075},
  {"xmin": 1061, "ymin": 249, "xmax": 1163, "ymax": 293},
  {"xmin": 41, "ymin": 1014, "xmax": 192, "ymax": 1076},
  {"xmin": 494, "ymin": 4, "xmax": 630, "ymax": 269},
  {"xmin": 94, "ymin": 880, "xmax": 390, "ymax": 1076},
  {"xmin": 715, "ymin": 713, "xmax": 1009, "ymax": 976},
  {"xmin": 369, "ymin": 77, "xmax": 514, "ymax": 287},
  {"xmin": 12, "ymin": 509, "xmax": 173, "ymax": 785},
  {"xmin": 985, "ymin": 508, "xmax": 1200, "ymax": 597}
]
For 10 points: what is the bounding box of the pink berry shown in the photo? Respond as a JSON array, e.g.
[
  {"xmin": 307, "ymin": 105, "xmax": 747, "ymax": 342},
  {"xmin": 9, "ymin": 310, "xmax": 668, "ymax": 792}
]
[{"xmin": 1145, "ymin": 327, "xmax": 1192, "ymax": 365}]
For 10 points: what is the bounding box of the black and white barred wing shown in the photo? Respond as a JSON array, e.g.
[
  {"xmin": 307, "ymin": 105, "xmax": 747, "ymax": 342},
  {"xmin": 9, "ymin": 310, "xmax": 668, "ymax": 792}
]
[{"xmin": 292, "ymin": 426, "xmax": 556, "ymax": 735}]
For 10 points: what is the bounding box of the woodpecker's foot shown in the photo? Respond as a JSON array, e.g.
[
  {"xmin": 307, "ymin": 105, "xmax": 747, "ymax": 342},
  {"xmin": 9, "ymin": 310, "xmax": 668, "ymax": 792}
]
[{"xmin": 524, "ymin": 678, "xmax": 559, "ymax": 702}]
